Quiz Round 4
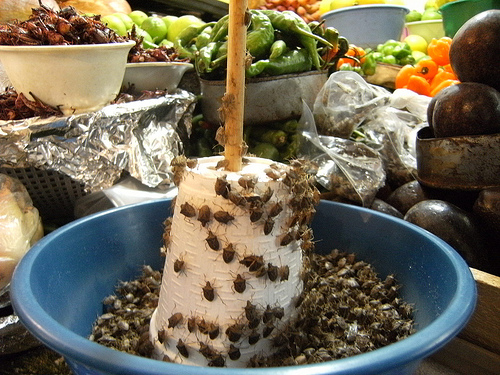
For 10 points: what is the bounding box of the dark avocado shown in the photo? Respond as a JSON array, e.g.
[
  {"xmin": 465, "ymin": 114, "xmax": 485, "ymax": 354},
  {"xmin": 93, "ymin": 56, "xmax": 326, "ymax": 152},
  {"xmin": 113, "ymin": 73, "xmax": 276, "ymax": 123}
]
[
  {"xmin": 404, "ymin": 199, "xmax": 487, "ymax": 269},
  {"xmin": 450, "ymin": 9, "xmax": 500, "ymax": 92},
  {"xmin": 429, "ymin": 82, "xmax": 500, "ymax": 138}
]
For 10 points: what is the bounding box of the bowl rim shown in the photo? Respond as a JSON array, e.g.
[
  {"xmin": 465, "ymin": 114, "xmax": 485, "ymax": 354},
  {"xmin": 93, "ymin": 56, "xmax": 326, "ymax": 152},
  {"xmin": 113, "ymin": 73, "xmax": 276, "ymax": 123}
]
[
  {"xmin": 405, "ymin": 19, "xmax": 444, "ymax": 25},
  {"xmin": 321, "ymin": 4, "xmax": 410, "ymax": 17},
  {"xmin": 126, "ymin": 61, "xmax": 194, "ymax": 69},
  {"xmin": 0, "ymin": 40, "xmax": 136, "ymax": 52},
  {"xmin": 11, "ymin": 199, "xmax": 477, "ymax": 375}
]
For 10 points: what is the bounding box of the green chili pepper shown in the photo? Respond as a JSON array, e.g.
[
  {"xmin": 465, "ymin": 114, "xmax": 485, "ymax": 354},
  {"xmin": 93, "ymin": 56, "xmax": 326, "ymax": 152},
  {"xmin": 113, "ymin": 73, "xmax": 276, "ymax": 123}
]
[
  {"xmin": 209, "ymin": 14, "xmax": 229, "ymax": 43},
  {"xmin": 361, "ymin": 52, "xmax": 377, "ymax": 76},
  {"xmin": 175, "ymin": 22, "xmax": 214, "ymax": 59},
  {"xmin": 269, "ymin": 40, "xmax": 287, "ymax": 60},
  {"xmin": 246, "ymin": 59, "xmax": 268, "ymax": 78},
  {"xmin": 195, "ymin": 30, "xmax": 212, "ymax": 50},
  {"xmin": 258, "ymin": 9, "xmax": 332, "ymax": 70},
  {"xmin": 265, "ymin": 48, "xmax": 313, "ymax": 76},
  {"xmin": 195, "ymin": 41, "xmax": 222, "ymax": 74},
  {"xmin": 246, "ymin": 10, "xmax": 275, "ymax": 59}
]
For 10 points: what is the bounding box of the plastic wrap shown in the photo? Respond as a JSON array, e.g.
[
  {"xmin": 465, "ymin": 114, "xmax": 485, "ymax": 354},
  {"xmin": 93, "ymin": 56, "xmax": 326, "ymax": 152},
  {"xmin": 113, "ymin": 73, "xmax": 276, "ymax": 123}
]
[
  {"xmin": 0, "ymin": 174, "xmax": 43, "ymax": 298},
  {"xmin": 298, "ymin": 101, "xmax": 386, "ymax": 207}
]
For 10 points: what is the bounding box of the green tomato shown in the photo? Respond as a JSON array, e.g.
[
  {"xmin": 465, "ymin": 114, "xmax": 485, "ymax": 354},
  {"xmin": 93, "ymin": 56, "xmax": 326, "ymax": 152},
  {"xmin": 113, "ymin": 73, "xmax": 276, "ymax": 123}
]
[
  {"xmin": 421, "ymin": 9, "xmax": 442, "ymax": 20},
  {"xmin": 405, "ymin": 10, "xmax": 422, "ymax": 22},
  {"xmin": 128, "ymin": 10, "xmax": 148, "ymax": 26},
  {"xmin": 112, "ymin": 13, "xmax": 134, "ymax": 31},
  {"xmin": 412, "ymin": 50, "xmax": 428, "ymax": 62},
  {"xmin": 167, "ymin": 15, "xmax": 205, "ymax": 43},
  {"xmin": 141, "ymin": 16, "xmax": 168, "ymax": 43},
  {"xmin": 162, "ymin": 15, "xmax": 178, "ymax": 30},
  {"xmin": 101, "ymin": 15, "xmax": 127, "ymax": 36}
]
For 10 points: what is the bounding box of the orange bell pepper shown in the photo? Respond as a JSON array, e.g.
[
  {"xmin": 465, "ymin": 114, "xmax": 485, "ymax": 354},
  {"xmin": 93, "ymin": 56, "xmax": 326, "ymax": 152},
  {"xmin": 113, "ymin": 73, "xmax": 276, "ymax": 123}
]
[
  {"xmin": 395, "ymin": 64, "xmax": 417, "ymax": 89},
  {"xmin": 415, "ymin": 59, "xmax": 439, "ymax": 81},
  {"xmin": 427, "ymin": 37, "xmax": 452, "ymax": 67},
  {"xmin": 406, "ymin": 75, "xmax": 431, "ymax": 96},
  {"xmin": 430, "ymin": 70, "xmax": 458, "ymax": 91},
  {"xmin": 430, "ymin": 79, "xmax": 459, "ymax": 97}
]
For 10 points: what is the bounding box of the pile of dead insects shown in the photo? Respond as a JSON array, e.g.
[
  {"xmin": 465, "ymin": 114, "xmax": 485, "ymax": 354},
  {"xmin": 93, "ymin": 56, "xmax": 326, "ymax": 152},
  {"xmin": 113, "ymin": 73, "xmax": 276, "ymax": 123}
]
[{"xmin": 90, "ymin": 249, "xmax": 415, "ymax": 367}]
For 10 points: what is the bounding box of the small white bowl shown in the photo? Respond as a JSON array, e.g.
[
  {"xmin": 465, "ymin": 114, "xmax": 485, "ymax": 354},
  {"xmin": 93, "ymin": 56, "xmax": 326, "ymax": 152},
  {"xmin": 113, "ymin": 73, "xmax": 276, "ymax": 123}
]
[
  {"xmin": 122, "ymin": 62, "xmax": 194, "ymax": 93},
  {"xmin": 405, "ymin": 20, "xmax": 445, "ymax": 44},
  {"xmin": 0, "ymin": 41, "xmax": 135, "ymax": 116}
]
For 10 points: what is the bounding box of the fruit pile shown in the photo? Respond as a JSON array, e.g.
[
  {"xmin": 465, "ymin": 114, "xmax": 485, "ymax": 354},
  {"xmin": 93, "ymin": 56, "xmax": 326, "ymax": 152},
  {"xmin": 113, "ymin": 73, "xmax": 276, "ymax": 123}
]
[
  {"xmin": 427, "ymin": 10, "xmax": 500, "ymax": 138},
  {"xmin": 100, "ymin": 10, "xmax": 205, "ymax": 49},
  {"xmin": 395, "ymin": 36, "xmax": 459, "ymax": 97},
  {"xmin": 253, "ymin": 0, "xmax": 322, "ymax": 22}
]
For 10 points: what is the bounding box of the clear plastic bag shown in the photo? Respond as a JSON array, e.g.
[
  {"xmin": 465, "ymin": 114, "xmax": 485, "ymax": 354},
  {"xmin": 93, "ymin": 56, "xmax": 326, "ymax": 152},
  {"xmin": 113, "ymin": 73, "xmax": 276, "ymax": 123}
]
[
  {"xmin": 298, "ymin": 101, "xmax": 386, "ymax": 207},
  {"xmin": 358, "ymin": 89, "xmax": 431, "ymax": 187},
  {"xmin": 0, "ymin": 174, "xmax": 43, "ymax": 297},
  {"xmin": 313, "ymin": 71, "xmax": 391, "ymax": 138}
]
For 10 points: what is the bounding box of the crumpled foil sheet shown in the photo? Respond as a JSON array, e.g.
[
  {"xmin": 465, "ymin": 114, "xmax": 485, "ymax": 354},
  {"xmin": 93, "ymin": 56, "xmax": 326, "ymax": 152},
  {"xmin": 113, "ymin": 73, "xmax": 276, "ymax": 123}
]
[
  {"xmin": 0, "ymin": 90, "xmax": 197, "ymax": 192},
  {"xmin": 0, "ymin": 309, "xmax": 41, "ymax": 355}
]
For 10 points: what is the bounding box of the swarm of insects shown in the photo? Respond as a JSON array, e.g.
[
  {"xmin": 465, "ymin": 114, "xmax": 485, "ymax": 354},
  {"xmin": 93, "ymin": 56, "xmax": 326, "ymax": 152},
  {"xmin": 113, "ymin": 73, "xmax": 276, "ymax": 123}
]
[{"xmin": 91, "ymin": 246, "xmax": 414, "ymax": 366}]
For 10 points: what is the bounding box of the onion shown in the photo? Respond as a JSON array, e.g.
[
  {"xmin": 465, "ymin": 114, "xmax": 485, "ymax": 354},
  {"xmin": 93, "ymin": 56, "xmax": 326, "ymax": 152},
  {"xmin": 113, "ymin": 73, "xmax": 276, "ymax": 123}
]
[
  {"xmin": 0, "ymin": 0, "xmax": 60, "ymax": 22},
  {"xmin": 57, "ymin": 0, "xmax": 132, "ymax": 16}
]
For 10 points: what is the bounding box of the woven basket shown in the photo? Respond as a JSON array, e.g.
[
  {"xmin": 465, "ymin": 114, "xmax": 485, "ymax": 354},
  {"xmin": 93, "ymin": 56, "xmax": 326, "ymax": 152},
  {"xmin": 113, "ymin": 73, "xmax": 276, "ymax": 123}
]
[{"xmin": 0, "ymin": 166, "xmax": 88, "ymax": 224}]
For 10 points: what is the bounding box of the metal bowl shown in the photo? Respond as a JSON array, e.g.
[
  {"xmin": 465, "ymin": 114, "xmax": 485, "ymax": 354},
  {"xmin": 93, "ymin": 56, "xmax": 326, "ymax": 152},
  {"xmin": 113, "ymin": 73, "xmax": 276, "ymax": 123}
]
[
  {"xmin": 200, "ymin": 70, "xmax": 328, "ymax": 126},
  {"xmin": 416, "ymin": 126, "xmax": 500, "ymax": 190}
]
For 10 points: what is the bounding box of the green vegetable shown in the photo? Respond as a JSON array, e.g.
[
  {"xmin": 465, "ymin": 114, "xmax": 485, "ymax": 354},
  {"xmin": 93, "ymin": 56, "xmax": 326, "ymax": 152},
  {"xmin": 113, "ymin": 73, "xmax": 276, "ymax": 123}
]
[
  {"xmin": 382, "ymin": 55, "xmax": 397, "ymax": 64},
  {"xmin": 174, "ymin": 22, "xmax": 214, "ymax": 59},
  {"xmin": 209, "ymin": 14, "xmax": 229, "ymax": 43},
  {"xmin": 246, "ymin": 48, "xmax": 312, "ymax": 77},
  {"xmin": 195, "ymin": 41, "xmax": 222, "ymax": 74},
  {"xmin": 259, "ymin": 129, "xmax": 288, "ymax": 147},
  {"xmin": 361, "ymin": 52, "xmax": 377, "ymax": 76},
  {"xmin": 270, "ymin": 119, "xmax": 298, "ymax": 133},
  {"xmin": 246, "ymin": 10, "xmax": 275, "ymax": 59},
  {"xmin": 258, "ymin": 9, "xmax": 331, "ymax": 70},
  {"xmin": 269, "ymin": 40, "xmax": 288, "ymax": 60},
  {"xmin": 251, "ymin": 142, "xmax": 280, "ymax": 160}
]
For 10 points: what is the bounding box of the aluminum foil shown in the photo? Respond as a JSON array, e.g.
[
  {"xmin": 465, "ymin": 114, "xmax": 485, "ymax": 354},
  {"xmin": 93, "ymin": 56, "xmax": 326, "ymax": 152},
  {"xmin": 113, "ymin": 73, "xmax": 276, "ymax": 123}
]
[{"xmin": 0, "ymin": 89, "xmax": 197, "ymax": 192}]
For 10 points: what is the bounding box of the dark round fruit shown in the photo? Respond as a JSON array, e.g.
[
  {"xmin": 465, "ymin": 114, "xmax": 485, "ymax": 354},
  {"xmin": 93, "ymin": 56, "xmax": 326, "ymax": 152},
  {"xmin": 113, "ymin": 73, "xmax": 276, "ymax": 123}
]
[
  {"xmin": 404, "ymin": 199, "xmax": 486, "ymax": 268},
  {"xmin": 449, "ymin": 9, "xmax": 500, "ymax": 92},
  {"xmin": 429, "ymin": 82, "xmax": 500, "ymax": 138}
]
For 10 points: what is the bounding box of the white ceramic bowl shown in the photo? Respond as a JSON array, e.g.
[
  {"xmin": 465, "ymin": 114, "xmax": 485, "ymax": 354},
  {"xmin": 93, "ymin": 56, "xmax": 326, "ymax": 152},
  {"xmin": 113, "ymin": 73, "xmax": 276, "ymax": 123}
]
[
  {"xmin": 405, "ymin": 20, "xmax": 445, "ymax": 44},
  {"xmin": 321, "ymin": 5, "xmax": 410, "ymax": 49},
  {"xmin": 122, "ymin": 62, "xmax": 194, "ymax": 93},
  {"xmin": 0, "ymin": 41, "xmax": 135, "ymax": 116}
]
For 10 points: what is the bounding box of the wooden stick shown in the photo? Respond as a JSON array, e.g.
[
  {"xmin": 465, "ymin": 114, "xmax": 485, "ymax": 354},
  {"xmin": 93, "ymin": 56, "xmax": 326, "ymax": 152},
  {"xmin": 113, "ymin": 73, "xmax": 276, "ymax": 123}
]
[{"xmin": 223, "ymin": 0, "xmax": 248, "ymax": 172}]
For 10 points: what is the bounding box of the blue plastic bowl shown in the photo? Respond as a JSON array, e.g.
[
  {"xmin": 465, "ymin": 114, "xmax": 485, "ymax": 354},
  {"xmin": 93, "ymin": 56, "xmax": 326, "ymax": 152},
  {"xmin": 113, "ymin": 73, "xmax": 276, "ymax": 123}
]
[
  {"xmin": 321, "ymin": 5, "xmax": 410, "ymax": 49},
  {"xmin": 11, "ymin": 199, "xmax": 476, "ymax": 375}
]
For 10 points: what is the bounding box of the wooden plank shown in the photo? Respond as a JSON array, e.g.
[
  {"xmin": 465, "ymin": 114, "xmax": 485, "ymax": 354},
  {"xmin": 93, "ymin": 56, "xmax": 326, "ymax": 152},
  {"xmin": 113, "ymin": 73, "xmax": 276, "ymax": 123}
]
[
  {"xmin": 458, "ymin": 268, "xmax": 500, "ymax": 355},
  {"xmin": 431, "ymin": 337, "xmax": 500, "ymax": 375}
]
